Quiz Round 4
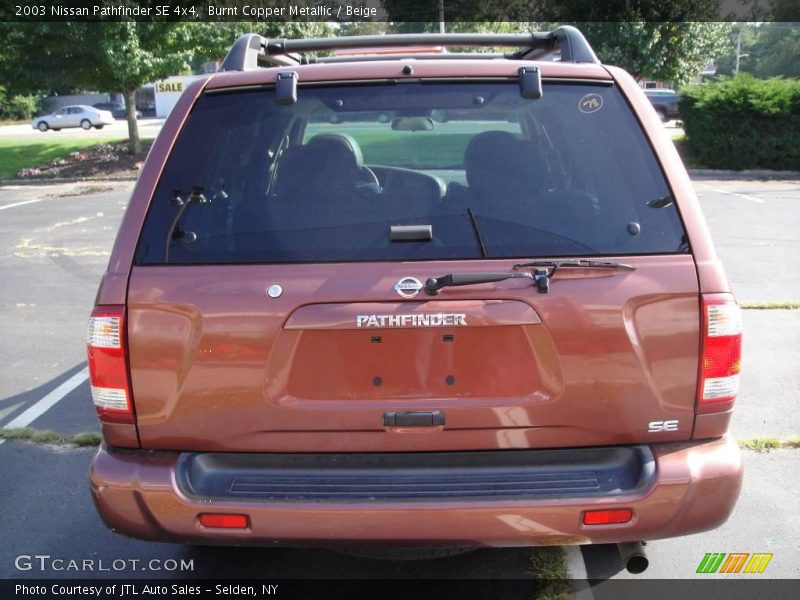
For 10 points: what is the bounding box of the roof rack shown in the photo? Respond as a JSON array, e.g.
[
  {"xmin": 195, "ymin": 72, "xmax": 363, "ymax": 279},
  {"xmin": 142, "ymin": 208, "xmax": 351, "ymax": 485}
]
[{"xmin": 219, "ymin": 26, "xmax": 599, "ymax": 72}]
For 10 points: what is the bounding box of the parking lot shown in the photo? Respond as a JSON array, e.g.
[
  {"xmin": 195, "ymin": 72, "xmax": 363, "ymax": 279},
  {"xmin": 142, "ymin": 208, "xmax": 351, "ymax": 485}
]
[{"xmin": 0, "ymin": 179, "xmax": 798, "ymax": 585}]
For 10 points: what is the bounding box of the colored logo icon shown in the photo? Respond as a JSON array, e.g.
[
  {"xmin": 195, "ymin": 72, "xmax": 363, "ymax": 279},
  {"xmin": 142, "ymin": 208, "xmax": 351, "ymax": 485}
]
[{"xmin": 696, "ymin": 552, "xmax": 773, "ymax": 574}]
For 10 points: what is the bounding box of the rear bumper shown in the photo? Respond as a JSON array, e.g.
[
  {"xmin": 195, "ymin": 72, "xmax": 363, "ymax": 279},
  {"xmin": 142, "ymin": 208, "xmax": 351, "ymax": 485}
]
[{"xmin": 89, "ymin": 436, "xmax": 742, "ymax": 547}]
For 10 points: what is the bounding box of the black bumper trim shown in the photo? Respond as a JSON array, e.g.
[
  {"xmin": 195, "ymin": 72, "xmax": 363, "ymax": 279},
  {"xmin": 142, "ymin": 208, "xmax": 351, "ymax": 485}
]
[{"xmin": 176, "ymin": 446, "xmax": 655, "ymax": 503}]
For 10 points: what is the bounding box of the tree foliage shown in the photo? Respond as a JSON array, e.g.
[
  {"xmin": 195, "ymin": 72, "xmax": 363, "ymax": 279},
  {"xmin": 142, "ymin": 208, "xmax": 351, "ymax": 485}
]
[
  {"xmin": 381, "ymin": 0, "xmax": 734, "ymax": 84},
  {"xmin": 580, "ymin": 22, "xmax": 731, "ymax": 85},
  {"xmin": 189, "ymin": 21, "xmax": 334, "ymax": 64},
  {"xmin": 715, "ymin": 23, "xmax": 800, "ymax": 79},
  {"xmin": 0, "ymin": 21, "xmax": 201, "ymax": 152},
  {"xmin": 0, "ymin": 21, "xmax": 333, "ymax": 153}
]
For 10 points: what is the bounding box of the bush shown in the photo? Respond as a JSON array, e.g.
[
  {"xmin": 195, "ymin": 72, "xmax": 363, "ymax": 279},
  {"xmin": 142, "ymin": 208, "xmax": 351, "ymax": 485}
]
[
  {"xmin": 0, "ymin": 92, "xmax": 38, "ymax": 120},
  {"xmin": 679, "ymin": 75, "xmax": 800, "ymax": 170}
]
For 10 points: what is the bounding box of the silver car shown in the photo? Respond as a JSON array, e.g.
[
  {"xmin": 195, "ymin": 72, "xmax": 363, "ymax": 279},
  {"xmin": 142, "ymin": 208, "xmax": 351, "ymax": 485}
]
[{"xmin": 31, "ymin": 105, "xmax": 115, "ymax": 132}]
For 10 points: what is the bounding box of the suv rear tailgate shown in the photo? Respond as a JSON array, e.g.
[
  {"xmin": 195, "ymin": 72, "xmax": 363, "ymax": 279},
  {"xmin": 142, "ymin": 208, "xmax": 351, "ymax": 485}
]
[{"xmin": 128, "ymin": 255, "xmax": 699, "ymax": 452}]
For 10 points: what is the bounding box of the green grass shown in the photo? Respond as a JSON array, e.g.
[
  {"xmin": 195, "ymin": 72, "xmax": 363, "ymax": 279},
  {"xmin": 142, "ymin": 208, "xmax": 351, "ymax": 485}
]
[
  {"xmin": 738, "ymin": 436, "xmax": 800, "ymax": 452},
  {"xmin": 0, "ymin": 137, "xmax": 125, "ymax": 179},
  {"xmin": 0, "ymin": 427, "xmax": 102, "ymax": 447},
  {"xmin": 741, "ymin": 301, "xmax": 800, "ymax": 310},
  {"xmin": 528, "ymin": 547, "xmax": 573, "ymax": 600},
  {"xmin": 353, "ymin": 131, "xmax": 471, "ymax": 169}
]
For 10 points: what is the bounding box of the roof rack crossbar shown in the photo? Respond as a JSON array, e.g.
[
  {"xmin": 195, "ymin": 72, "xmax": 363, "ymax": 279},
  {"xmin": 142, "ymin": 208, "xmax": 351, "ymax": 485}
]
[
  {"xmin": 219, "ymin": 26, "xmax": 598, "ymax": 72},
  {"xmin": 304, "ymin": 53, "xmax": 508, "ymax": 64}
]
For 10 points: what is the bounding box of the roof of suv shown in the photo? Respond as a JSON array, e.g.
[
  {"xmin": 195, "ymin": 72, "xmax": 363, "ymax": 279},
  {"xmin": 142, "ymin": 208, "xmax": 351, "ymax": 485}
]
[
  {"xmin": 207, "ymin": 27, "xmax": 613, "ymax": 89},
  {"xmin": 207, "ymin": 59, "xmax": 612, "ymax": 89}
]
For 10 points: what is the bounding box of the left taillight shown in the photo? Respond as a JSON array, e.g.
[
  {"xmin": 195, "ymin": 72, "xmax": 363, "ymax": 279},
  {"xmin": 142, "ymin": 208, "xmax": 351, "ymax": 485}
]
[{"xmin": 87, "ymin": 306, "xmax": 133, "ymax": 424}]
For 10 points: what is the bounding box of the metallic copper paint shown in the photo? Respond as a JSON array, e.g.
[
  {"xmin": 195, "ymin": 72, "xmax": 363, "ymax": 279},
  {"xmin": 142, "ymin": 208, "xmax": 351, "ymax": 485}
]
[
  {"xmin": 693, "ymin": 411, "xmax": 734, "ymax": 440},
  {"xmin": 99, "ymin": 421, "xmax": 139, "ymax": 448},
  {"xmin": 89, "ymin": 435, "xmax": 743, "ymax": 546},
  {"xmin": 126, "ymin": 256, "xmax": 699, "ymax": 452}
]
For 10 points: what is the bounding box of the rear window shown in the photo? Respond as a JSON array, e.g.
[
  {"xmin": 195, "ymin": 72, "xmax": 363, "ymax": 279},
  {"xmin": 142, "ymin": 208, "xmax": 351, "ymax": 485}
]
[{"xmin": 135, "ymin": 81, "xmax": 687, "ymax": 265}]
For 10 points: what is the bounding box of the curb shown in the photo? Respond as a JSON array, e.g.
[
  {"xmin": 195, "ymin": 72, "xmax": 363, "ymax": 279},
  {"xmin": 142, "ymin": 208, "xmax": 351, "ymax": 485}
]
[
  {"xmin": 688, "ymin": 169, "xmax": 800, "ymax": 180},
  {"xmin": 0, "ymin": 176, "xmax": 137, "ymax": 186}
]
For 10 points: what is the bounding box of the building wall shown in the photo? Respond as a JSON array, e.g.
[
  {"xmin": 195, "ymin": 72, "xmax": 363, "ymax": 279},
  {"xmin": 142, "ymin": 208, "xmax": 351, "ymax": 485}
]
[{"xmin": 42, "ymin": 93, "xmax": 121, "ymax": 113}]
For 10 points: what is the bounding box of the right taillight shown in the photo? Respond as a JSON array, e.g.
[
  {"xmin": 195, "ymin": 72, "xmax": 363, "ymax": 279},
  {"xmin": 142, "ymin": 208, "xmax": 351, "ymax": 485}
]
[
  {"xmin": 698, "ymin": 293, "xmax": 742, "ymax": 411},
  {"xmin": 87, "ymin": 306, "xmax": 134, "ymax": 424}
]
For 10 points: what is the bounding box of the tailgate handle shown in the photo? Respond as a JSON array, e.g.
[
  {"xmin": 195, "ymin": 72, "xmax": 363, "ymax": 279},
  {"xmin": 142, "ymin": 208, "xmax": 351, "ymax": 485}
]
[{"xmin": 383, "ymin": 411, "xmax": 445, "ymax": 427}]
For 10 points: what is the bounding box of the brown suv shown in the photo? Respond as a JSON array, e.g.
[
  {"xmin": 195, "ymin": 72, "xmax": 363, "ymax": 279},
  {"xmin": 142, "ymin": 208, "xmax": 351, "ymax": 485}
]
[{"xmin": 87, "ymin": 27, "xmax": 743, "ymax": 571}]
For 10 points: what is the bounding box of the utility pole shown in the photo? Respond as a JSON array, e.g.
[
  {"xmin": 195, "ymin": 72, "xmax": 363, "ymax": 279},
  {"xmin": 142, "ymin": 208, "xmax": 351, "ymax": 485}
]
[
  {"xmin": 734, "ymin": 30, "xmax": 749, "ymax": 74},
  {"xmin": 735, "ymin": 31, "xmax": 741, "ymax": 73},
  {"xmin": 439, "ymin": 0, "xmax": 445, "ymax": 34}
]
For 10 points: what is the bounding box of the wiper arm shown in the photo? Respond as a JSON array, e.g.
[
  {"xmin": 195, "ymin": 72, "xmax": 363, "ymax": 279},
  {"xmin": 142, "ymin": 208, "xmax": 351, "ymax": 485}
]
[
  {"xmin": 425, "ymin": 272, "xmax": 535, "ymax": 295},
  {"xmin": 647, "ymin": 195, "xmax": 674, "ymax": 208}
]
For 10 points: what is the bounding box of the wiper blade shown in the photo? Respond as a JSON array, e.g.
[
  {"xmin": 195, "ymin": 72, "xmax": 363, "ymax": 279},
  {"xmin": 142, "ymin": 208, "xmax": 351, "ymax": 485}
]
[
  {"xmin": 425, "ymin": 261, "xmax": 636, "ymax": 296},
  {"xmin": 512, "ymin": 259, "xmax": 636, "ymax": 293},
  {"xmin": 513, "ymin": 259, "xmax": 636, "ymax": 272},
  {"xmin": 647, "ymin": 195, "xmax": 674, "ymax": 208},
  {"xmin": 467, "ymin": 208, "xmax": 487, "ymax": 258},
  {"xmin": 425, "ymin": 272, "xmax": 534, "ymax": 295}
]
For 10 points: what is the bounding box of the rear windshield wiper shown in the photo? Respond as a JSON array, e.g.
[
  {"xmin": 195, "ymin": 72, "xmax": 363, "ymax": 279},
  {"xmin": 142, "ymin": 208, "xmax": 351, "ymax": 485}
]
[
  {"xmin": 425, "ymin": 260, "xmax": 636, "ymax": 296},
  {"xmin": 513, "ymin": 259, "xmax": 636, "ymax": 293},
  {"xmin": 513, "ymin": 259, "xmax": 636, "ymax": 272}
]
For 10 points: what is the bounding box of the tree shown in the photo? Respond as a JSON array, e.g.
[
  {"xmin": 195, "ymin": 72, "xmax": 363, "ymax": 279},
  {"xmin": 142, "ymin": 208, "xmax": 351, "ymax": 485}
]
[
  {"xmin": 96, "ymin": 22, "xmax": 197, "ymax": 153},
  {"xmin": 0, "ymin": 23, "xmax": 91, "ymax": 96},
  {"xmin": 382, "ymin": 1, "xmax": 734, "ymax": 84},
  {"xmin": 754, "ymin": 25, "xmax": 800, "ymax": 78},
  {"xmin": 579, "ymin": 22, "xmax": 732, "ymax": 85},
  {"xmin": 713, "ymin": 23, "xmax": 800, "ymax": 79},
  {"xmin": 0, "ymin": 21, "xmax": 333, "ymax": 154},
  {"xmin": 188, "ymin": 21, "xmax": 335, "ymax": 66},
  {"xmin": 0, "ymin": 22, "xmax": 199, "ymax": 153},
  {"xmin": 339, "ymin": 22, "xmax": 397, "ymax": 36}
]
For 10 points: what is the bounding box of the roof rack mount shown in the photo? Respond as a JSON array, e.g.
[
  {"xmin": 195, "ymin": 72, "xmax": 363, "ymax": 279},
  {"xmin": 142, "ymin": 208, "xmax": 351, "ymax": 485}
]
[{"xmin": 219, "ymin": 26, "xmax": 599, "ymax": 72}]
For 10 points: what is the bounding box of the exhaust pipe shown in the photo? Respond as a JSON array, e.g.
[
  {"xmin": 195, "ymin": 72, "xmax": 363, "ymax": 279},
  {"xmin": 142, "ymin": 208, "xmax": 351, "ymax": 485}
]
[{"xmin": 618, "ymin": 541, "xmax": 649, "ymax": 574}]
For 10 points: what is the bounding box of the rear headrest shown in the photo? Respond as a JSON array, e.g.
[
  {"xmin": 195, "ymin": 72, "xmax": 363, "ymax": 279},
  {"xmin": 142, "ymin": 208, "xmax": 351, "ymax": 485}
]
[
  {"xmin": 463, "ymin": 130, "xmax": 538, "ymax": 198},
  {"xmin": 306, "ymin": 133, "xmax": 365, "ymax": 169},
  {"xmin": 275, "ymin": 133, "xmax": 366, "ymax": 200}
]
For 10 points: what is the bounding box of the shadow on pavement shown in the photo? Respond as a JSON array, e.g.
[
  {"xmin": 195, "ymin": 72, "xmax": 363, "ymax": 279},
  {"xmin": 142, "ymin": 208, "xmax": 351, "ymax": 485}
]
[{"xmin": 0, "ymin": 362, "xmax": 87, "ymax": 427}]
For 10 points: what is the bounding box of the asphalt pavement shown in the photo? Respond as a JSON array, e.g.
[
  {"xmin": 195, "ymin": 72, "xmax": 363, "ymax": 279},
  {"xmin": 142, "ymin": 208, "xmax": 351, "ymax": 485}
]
[{"xmin": 0, "ymin": 179, "xmax": 797, "ymax": 585}]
